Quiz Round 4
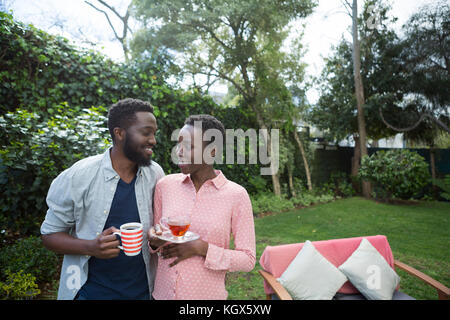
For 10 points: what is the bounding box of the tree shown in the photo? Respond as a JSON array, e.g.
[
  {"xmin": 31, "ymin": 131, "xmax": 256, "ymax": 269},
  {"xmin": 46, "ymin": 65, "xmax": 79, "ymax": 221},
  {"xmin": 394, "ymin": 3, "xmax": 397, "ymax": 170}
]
[
  {"xmin": 309, "ymin": 0, "xmax": 401, "ymax": 192},
  {"xmin": 379, "ymin": 0, "xmax": 449, "ymax": 133},
  {"xmin": 347, "ymin": 0, "xmax": 371, "ymax": 198},
  {"xmin": 131, "ymin": 0, "xmax": 317, "ymax": 195},
  {"xmin": 377, "ymin": 1, "xmax": 449, "ymax": 190}
]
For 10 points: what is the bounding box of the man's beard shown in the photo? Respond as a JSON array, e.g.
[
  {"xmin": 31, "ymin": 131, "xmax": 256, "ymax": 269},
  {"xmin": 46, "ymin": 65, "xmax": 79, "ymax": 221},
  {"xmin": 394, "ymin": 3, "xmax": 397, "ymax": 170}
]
[{"xmin": 123, "ymin": 133, "xmax": 152, "ymax": 167}]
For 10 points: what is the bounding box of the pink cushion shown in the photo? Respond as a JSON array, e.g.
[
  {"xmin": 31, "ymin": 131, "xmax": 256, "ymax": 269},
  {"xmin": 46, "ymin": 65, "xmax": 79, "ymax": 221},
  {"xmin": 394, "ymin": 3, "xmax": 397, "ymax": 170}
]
[{"xmin": 259, "ymin": 235, "xmax": 395, "ymax": 295}]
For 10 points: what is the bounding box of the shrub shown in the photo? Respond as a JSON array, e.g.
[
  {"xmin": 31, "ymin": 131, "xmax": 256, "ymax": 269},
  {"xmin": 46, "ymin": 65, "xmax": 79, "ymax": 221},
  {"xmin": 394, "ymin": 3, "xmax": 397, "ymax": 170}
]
[
  {"xmin": 251, "ymin": 189, "xmax": 337, "ymax": 215},
  {"xmin": 251, "ymin": 193, "xmax": 294, "ymax": 215},
  {"xmin": 0, "ymin": 12, "xmax": 170, "ymax": 116},
  {"xmin": 320, "ymin": 172, "xmax": 355, "ymax": 198},
  {"xmin": 0, "ymin": 270, "xmax": 40, "ymax": 300},
  {"xmin": 290, "ymin": 192, "xmax": 316, "ymax": 207},
  {"xmin": 358, "ymin": 149, "xmax": 430, "ymax": 200},
  {"xmin": 433, "ymin": 174, "xmax": 450, "ymax": 200},
  {"xmin": 0, "ymin": 105, "xmax": 109, "ymax": 237},
  {"xmin": 0, "ymin": 236, "xmax": 60, "ymax": 284},
  {"xmin": 0, "ymin": 13, "xmax": 270, "ymax": 240}
]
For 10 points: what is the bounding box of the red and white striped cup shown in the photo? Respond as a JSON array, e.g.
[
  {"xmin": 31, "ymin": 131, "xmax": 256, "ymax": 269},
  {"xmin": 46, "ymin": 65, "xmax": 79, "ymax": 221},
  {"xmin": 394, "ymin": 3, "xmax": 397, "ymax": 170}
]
[{"xmin": 113, "ymin": 222, "xmax": 143, "ymax": 256}]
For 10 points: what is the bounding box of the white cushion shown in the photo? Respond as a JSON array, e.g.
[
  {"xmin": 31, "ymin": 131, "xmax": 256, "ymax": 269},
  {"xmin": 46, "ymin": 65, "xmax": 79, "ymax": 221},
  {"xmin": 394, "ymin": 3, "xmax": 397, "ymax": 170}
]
[
  {"xmin": 338, "ymin": 238, "xmax": 400, "ymax": 300},
  {"xmin": 277, "ymin": 240, "xmax": 348, "ymax": 300}
]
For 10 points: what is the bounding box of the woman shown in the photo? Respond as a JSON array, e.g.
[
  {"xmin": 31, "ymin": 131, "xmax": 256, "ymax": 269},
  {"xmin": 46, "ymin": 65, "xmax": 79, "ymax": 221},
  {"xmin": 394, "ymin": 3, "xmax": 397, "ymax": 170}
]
[{"xmin": 148, "ymin": 114, "xmax": 256, "ymax": 300}]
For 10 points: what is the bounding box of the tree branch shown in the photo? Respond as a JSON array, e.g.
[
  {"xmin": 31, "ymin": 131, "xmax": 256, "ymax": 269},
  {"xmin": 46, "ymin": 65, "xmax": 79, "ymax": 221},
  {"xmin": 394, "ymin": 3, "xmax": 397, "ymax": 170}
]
[
  {"xmin": 191, "ymin": 59, "xmax": 247, "ymax": 99},
  {"xmin": 341, "ymin": 0, "xmax": 353, "ymax": 18},
  {"xmin": 84, "ymin": 1, "xmax": 122, "ymax": 41},
  {"xmin": 84, "ymin": 0, "xmax": 133, "ymax": 61},
  {"xmin": 174, "ymin": 20, "xmax": 233, "ymax": 53},
  {"xmin": 96, "ymin": 0, "xmax": 123, "ymax": 22},
  {"xmin": 379, "ymin": 107, "xmax": 450, "ymax": 133}
]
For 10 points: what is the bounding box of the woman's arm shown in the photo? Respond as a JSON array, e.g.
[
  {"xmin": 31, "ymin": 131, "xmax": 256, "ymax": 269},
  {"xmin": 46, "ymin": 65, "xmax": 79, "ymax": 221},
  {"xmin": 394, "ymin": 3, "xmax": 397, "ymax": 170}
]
[{"xmin": 204, "ymin": 190, "xmax": 256, "ymax": 272}]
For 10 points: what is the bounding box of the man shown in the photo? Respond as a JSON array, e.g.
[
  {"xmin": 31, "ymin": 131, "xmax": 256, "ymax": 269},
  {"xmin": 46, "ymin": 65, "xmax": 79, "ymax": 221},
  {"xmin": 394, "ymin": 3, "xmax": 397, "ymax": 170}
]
[{"xmin": 41, "ymin": 98, "xmax": 164, "ymax": 300}]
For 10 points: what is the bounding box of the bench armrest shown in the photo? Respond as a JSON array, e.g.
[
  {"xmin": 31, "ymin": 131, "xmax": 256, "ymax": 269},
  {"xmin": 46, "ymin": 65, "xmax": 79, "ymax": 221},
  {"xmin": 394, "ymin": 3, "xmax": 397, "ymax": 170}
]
[
  {"xmin": 258, "ymin": 269, "xmax": 293, "ymax": 300},
  {"xmin": 394, "ymin": 260, "xmax": 450, "ymax": 300}
]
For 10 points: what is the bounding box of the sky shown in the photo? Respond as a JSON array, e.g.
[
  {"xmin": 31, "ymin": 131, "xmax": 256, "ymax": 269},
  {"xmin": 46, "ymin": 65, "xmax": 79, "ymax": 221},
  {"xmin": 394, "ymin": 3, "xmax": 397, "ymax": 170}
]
[{"xmin": 3, "ymin": 0, "xmax": 435, "ymax": 103}]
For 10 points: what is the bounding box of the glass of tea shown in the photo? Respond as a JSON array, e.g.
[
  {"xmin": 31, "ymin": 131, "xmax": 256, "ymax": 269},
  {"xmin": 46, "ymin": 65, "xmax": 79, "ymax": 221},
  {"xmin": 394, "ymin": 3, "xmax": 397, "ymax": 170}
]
[{"xmin": 160, "ymin": 215, "xmax": 191, "ymax": 241}]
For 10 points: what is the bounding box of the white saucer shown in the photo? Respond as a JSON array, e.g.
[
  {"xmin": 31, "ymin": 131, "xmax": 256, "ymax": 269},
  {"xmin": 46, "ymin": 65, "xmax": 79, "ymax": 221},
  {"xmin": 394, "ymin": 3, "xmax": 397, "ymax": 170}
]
[{"xmin": 155, "ymin": 230, "xmax": 200, "ymax": 243}]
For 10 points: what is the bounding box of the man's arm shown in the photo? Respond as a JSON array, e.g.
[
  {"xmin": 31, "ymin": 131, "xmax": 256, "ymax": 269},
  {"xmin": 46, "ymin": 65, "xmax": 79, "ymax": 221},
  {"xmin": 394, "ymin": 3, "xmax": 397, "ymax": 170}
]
[
  {"xmin": 41, "ymin": 227, "xmax": 121, "ymax": 259},
  {"xmin": 41, "ymin": 167, "xmax": 121, "ymax": 259}
]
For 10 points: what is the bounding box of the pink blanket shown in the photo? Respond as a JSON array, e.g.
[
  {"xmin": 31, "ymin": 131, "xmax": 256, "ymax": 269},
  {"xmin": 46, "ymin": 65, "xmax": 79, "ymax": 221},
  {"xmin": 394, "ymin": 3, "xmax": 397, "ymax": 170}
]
[{"xmin": 259, "ymin": 235, "xmax": 395, "ymax": 295}]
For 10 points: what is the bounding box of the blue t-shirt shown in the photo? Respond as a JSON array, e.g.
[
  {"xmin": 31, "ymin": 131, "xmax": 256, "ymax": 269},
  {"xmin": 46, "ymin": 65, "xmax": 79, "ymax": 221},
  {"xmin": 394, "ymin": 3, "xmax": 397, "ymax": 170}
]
[{"xmin": 77, "ymin": 176, "xmax": 149, "ymax": 300}]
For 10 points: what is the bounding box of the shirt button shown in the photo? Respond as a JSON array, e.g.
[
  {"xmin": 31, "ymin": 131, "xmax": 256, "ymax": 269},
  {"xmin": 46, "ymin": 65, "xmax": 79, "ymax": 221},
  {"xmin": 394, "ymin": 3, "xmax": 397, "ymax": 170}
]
[{"xmin": 104, "ymin": 210, "xmax": 107, "ymax": 214}]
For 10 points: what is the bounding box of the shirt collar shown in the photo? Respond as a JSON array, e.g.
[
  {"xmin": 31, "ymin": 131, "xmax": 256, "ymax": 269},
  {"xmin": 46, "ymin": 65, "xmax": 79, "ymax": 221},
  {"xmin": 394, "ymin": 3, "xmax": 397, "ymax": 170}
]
[
  {"xmin": 102, "ymin": 147, "xmax": 143, "ymax": 181},
  {"xmin": 182, "ymin": 170, "xmax": 227, "ymax": 190}
]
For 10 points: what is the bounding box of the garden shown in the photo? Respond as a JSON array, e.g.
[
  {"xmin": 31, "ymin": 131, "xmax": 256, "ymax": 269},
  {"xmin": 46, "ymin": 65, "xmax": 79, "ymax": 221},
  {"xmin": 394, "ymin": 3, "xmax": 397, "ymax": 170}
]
[{"xmin": 1, "ymin": 0, "xmax": 449, "ymax": 300}]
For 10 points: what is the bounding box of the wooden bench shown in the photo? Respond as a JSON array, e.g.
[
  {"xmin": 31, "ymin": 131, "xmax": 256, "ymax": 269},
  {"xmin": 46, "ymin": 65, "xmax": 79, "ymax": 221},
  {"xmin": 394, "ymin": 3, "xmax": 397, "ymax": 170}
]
[{"xmin": 258, "ymin": 235, "xmax": 450, "ymax": 300}]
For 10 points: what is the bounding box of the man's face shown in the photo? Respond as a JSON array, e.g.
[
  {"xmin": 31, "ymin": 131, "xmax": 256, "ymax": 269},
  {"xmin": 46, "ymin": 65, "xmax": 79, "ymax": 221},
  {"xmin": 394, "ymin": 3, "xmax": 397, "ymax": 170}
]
[{"xmin": 122, "ymin": 112, "xmax": 157, "ymax": 167}]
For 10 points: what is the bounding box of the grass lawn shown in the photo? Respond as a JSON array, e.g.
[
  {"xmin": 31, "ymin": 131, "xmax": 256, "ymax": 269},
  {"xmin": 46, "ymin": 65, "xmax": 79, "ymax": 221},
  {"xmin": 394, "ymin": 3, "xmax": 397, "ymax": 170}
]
[{"xmin": 225, "ymin": 197, "xmax": 450, "ymax": 300}]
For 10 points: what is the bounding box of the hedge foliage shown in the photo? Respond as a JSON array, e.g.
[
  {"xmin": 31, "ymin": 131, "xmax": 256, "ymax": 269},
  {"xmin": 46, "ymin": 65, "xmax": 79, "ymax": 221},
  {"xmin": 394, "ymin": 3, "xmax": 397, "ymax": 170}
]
[
  {"xmin": 0, "ymin": 12, "xmax": 267, "ymax": 239},
  {"xmin": 0, "ymin": 236, "xmax": 60, "ymax": 284},
  {"xmin": 359, "ymin": 149, "xmax": 430, "ymax": 200}
]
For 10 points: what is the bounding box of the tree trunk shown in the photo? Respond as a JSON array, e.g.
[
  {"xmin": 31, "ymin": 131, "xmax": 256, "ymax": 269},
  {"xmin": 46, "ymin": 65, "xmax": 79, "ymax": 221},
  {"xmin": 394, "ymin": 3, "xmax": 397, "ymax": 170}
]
[
  {"xmin": 266, "ymin": 129, "xmax": 281, "ymax": 196},
  {"xmin": 272, "ymin": 172, "xmax": 281, "ymax": 196},
  {"xmin": 430, "ymin": 147, "xmax": 437, "ymax": 198},
  {"xmin": 288, "ymin": 166, "xmax": 296, "ymax": 197},
  {"xmin": 352, "ymin": 0, "xmax": 371, "ymax": 198},
  {"xmin": 430, "ymin": 148, "xmax": 436, "ymax": 181},
  {"xmin": 351, "ymin": 134, "xmax": 362, "ymax": 193},
  {"xmin": 293, "ymin": 129, "xmax": 312, "ymax": 191},
  {"xmin": 253, "ymin": 106, "xmax": 282, "ymax": 196}
]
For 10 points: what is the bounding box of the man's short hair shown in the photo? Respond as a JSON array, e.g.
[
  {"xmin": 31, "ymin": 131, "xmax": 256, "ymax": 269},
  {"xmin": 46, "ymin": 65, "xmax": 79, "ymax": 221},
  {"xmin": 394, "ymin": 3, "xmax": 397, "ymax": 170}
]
[
  {"xmin": 108, "ymin": 98, "xmax": 154, "ymax": 142},
  {"xmin": 184, "ymin": 114, "xmax": 225, "ymax": 145}
]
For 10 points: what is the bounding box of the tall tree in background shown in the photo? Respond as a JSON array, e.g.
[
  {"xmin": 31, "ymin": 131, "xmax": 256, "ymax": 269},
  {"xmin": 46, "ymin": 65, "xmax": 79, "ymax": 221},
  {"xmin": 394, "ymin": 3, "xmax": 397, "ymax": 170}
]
[
  {"xmin": 348, "ymin": 0, "xmax": 370, "ymax": 198},
  {"xmin": 379, "ymin": 0, "xmax": 450, "ymax": 187},
  {"xmin": 380, "ymin": 0, "xmax": 449, "ymax": 134},
  {"xmin": 131, "ymin": 0, "xmax": 317, "ymax": 195},
  {"xmin": 311, "ymin": 0, "xmax": 400, "ymax": 193}
]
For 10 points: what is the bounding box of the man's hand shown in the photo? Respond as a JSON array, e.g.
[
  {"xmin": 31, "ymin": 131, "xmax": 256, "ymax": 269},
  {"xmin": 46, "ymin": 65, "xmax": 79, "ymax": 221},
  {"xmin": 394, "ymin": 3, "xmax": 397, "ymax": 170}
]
[
  {"xmin": 161, "ymin": 239, "xmax": 209, "ymax": 267},
  {"xmin": 87, "ymin": 226, "xmax": 121, "ymax": 259}
]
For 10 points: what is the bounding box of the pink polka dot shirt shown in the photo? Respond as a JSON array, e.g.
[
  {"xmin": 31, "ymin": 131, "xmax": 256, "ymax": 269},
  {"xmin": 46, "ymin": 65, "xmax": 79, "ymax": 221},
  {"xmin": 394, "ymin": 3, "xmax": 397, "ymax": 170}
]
[{"xmin": 151, "ymin": 170, "xmax": 256, "ymax": 300}]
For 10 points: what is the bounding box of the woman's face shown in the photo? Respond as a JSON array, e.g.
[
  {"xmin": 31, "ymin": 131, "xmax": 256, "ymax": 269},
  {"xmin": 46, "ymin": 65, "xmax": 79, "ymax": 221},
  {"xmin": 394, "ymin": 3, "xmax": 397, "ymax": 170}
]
[{"xmin": 176, "ymin": 124, "xmax": 208, "ymax": 175}]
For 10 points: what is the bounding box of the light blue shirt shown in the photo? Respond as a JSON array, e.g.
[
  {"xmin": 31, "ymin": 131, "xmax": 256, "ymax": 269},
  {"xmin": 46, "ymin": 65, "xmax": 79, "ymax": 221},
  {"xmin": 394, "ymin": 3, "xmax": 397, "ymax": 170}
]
[{"xmin": 40, "ymin": 148, "xmax": 164, "ymax": 300}]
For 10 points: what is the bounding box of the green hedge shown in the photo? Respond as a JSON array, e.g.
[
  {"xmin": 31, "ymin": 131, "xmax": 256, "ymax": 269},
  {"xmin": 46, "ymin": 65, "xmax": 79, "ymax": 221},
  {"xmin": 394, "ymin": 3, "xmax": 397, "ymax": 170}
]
[
  {"xmin": 0, "ymin": 105, "xmax": 109, "ymax": 235},
  {"xmin": 0, "ymin": 12, "xmax": 171, "ymax": 115},
  {"xmin": 0, "ymin": 13, "xmax": 269, "ymax": 239},
  {"xmin": 359, "ymin": 149, "xmax": 430, "ymax": 200},
  {"xmin": 0, "ymin": 236, "xmax": 60, "ymax": 284}
]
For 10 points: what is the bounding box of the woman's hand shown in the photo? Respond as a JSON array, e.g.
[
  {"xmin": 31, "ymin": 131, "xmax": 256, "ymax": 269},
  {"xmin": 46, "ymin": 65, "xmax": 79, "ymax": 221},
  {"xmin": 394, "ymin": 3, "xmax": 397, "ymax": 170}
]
[
  {"xmin": 147, "ymin": 225, "xmax": 168, "ymax": 250},
  {"xmin": 161, "ymin": 239, "xmax": 209, "ymax": 267}
]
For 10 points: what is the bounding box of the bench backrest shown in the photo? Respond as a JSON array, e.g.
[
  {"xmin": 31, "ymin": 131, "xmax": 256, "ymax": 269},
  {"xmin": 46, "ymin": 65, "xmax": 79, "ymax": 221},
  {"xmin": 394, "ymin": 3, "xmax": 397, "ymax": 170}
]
[{"xmin": 259, "ymin": 235, "xmax": 394, "ymax": 294}]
